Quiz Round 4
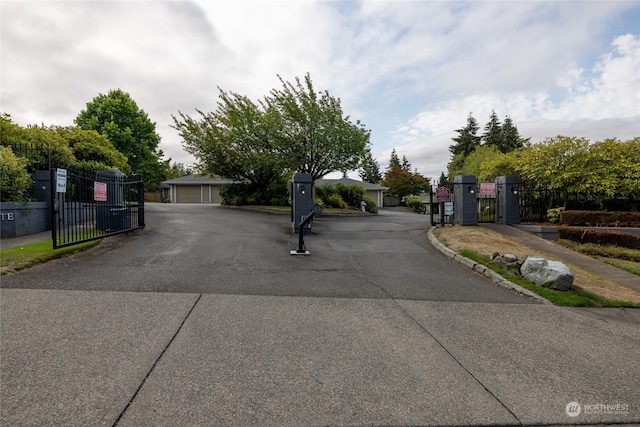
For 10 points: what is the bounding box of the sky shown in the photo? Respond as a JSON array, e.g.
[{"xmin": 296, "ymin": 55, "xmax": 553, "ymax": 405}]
[{"xmin": 2, "ymin": 0, "xmax": 639, "ymax": 182}]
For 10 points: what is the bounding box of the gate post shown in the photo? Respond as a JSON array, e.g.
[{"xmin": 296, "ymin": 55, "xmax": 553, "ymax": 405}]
[
  {"xmin": 496, "ymin": 176, "xmax": 520, "ymax": 225},
  {"xmin": 453, "ymin": 175, "xmax": 478, "ymax": 226}
]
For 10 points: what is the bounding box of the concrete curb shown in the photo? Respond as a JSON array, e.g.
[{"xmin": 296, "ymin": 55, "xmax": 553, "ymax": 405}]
[{"xmin": 427, "ymin": 227, "xmax": 552, "ymax": 305}]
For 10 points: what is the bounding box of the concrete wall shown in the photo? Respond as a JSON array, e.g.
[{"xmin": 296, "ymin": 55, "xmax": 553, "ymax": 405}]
[{"xmin": 1, "ymin": 202, "xmax": 49, "ymax": 238}]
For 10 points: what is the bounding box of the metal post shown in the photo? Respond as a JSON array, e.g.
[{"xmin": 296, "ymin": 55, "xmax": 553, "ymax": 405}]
[
  {"xmin": 430, "ymin": 185, "xmax": 435, "ymax": 226},
  {"xmin": 291, "ymin": 210, "xmax": 313, "ymax": 255},
  {"xmin": 50, "ymin": 168, "xmax": 57, "ymax": 247}
]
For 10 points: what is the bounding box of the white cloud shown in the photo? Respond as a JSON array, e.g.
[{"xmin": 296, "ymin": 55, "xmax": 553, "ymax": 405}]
[
  {"xmin": 390, "ymin": 32, "xmax": 640, "ymax": 180},
  {"xmin": 1, "ymin": 1, "xmax": 638, "ymax": 175}
]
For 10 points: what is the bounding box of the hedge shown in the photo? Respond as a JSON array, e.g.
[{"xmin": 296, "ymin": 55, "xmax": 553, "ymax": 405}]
[
  {"xmin": 557, "ymin": 226, "xmax": 640, "ymax": 249},
  {"xmin": 560, "ymin": 210, "xmax": 640, "ymax": 227}
]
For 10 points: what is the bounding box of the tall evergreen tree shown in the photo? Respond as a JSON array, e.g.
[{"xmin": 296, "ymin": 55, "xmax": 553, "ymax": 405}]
[
  {"xmin": 359, "ymin": 149, "xmax": 382, "ymax": 183},
  {"xmin": 449, "ymin": 113, "xmax": 481, "ymax": 157},
  {"xmin": 388, "ymin": 148, "xmax": 401, "ymax": 170},
  {"xmin": 500, "ymin": 115, "xmax": 524, "ymax": 153},
  {"xmin": 482, "ymin": 110, "xmax": 503, "ymax": 150},
  {"xmin": 401, "ymin": 155, "xmax": 411, "ymax": 171}
]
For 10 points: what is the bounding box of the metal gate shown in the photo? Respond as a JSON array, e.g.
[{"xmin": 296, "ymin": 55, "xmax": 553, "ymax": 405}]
[{"xmin": 51, "ymin": 167, "xmax": 145, "ymax": 249}]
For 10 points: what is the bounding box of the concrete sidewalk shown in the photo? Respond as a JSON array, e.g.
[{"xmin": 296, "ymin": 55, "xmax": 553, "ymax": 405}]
[
  {"xmin": 484, "ymin": 223, "xmax": 640, "ymax": 293},
  {"xmin": 2, "ymin": 288, "xmax": 639, "ymax": 426},
  {"xmin": 1, "ymin": 207, "xmax": 639, "ymax": 426}
]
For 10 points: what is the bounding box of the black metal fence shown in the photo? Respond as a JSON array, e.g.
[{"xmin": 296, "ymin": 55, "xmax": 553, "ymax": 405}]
[
  {"xmin": 51, "ymin": 168, "xmax": 145, "ymax": 249},
  {"xmin": 2, "ymin": 138, "xmax": 145, "ymax": 248}
]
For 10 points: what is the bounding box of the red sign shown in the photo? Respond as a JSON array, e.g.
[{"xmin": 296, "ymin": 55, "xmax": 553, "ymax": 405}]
[
  {"xmin": 94, "ymin": 182, "xmax": 107, "ymax": 202},
  {"xmin": 480, "ymin": 182, "xmax": 495, "ymax": 196},
  {"xmin": 435, "ymin": 186, "xmax": 451, "ymax": 203}
]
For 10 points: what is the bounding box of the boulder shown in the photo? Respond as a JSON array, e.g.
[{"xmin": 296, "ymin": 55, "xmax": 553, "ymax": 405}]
[
  {"xmin": 520, "ymin": 256, "xmax": 574, "ymax": 290},
  {"xmin": 490, "ymin": 252, "xmax": 524, "ymax": 275}
]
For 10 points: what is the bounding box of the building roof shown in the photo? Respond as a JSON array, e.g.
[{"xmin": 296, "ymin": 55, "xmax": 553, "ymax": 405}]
[
  {"xmin": 315, "ymin": 177, "xmax": 389, "ymax": 191},
  {"xmin": 162, "ymin": 175, "xmax": 238, "ymax": 185}
]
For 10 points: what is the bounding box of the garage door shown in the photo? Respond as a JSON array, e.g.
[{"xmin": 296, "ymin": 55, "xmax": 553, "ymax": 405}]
[
  {"xmin": 176, "ymin": 185, "xmax": 201, "ymax": 203},
  {"xmin": 211, "ymin": 186, "xmax": 222, "ymax": 203}
]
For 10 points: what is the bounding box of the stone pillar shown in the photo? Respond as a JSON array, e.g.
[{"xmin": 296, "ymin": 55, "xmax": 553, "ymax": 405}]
[
  {"xmin": 291, "ymin": 173, "xmax": 313, "ymax": 234},
  {"xmin": 453, "ymin": 175, "xmax": 478, "ymax": 226},
  {"xmin": 496, "ymin": 176, "xmax": 520, "ymax": 225}
]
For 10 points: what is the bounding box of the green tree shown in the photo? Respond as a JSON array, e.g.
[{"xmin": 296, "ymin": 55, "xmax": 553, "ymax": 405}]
[
  {"xmin": 449, "ymin": 113, "xmax": 481, "ymax": 157},
  {"xmin": 24, "ymin": 125, "xmax": 76, "ymax": 168},
  {"xmin": 401, "ymin": 155, "xmax": 412, "ymax": 171},
  {"xmin": 172, "ymin": 89, "xmax": 288, "ymax": 193},
  {"xmin": 74, "ymin": 89, "xmax": 168, "ymax": 187},
  {"xmin": 0, "ymin": 146, "xmax": 31, "ymax": 202},
  {"xmin": 479, "ymin": 149, "xmax": 521, "ymax": 181},
  {"xmin": 166, "ymin": 162, "xmax": 192, "ymax": 179},
  {"xmin": 359, "ymin": 149, "xmax": 382, "ymax": 183},
  {"xmin": 56, "ymin": 127, "xmax": 130, "ymax": 173},
  {"xmin": 266, "ymin": 73, "xmax": 370, "ymax": 181},
  {"xmin": 500, "ymin": 115, "xmax": 525, "ymax": 153},
  {"xmin": 449, "ymin": 145, "xmax": 501, "ymax": 179},
  {"xmin": 515, "ymin": 135, "xmax": 590, "ymax": 206},
  {"xmin": 388, "ymin": 148, "xmax": 401, "ymax": 169},
  {"xmin": 382, "ymin": 152, "xmax": 430, "ymax": 199},
  {"xmin": 575, "ymin": 137, "xmax": 640, "ymax": 203},
  {"xmin": 482, "ymin": 110, "xmax": 503, "ymax": 150}
]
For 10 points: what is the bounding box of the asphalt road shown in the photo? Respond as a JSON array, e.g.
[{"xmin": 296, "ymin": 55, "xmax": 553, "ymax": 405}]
[
  {"xmin": 0, "ymin": 204, "xmax": 531, "ymax": 303},
  {"xmin": 2, "ymin": 204, "xmax": 638, "ymax": 426}
]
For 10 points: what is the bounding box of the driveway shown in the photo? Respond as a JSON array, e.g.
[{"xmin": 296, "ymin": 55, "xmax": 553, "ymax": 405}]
[
  {"xmin": 0, "ymin": 204, "xmax": 530, "ymax": 302},
  {"xmin": 1, "ymin": 204, "xmax": 638, "ymax": 426}
]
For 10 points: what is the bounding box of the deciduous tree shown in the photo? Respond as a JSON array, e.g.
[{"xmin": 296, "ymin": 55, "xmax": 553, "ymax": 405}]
[
  {"xmin": 173, "ymin": 89, "xmax": 288, "ymax": 192},
  {"xmin": 75, "ymin": 89, "xmax": 168, "ymax": 187},
  {"xmin": 266, "ymin": 73, "xmax": 370, "ymax": 181}
]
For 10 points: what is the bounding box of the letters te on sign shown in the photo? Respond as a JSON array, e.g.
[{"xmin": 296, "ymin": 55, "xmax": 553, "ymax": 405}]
[
  {"xmin": 94, "ymin": 182, "xmax": 107, "ymax": 202},
  {"xmin": 56, "ymin": 169, "xmax": 67, "ymax": 193}
]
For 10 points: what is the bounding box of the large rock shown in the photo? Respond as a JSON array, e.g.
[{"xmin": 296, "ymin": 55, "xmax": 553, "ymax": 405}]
[
  {"xmin": 520, "ymin": 256, "xmax": 574, "ymax": 290},
  {"xmin": 490, "ymin": 252, "xmax": 524, "ymax": 276}
]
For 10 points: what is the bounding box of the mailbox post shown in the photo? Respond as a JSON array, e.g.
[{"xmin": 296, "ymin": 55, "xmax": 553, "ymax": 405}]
[{"xmin": 291, "ymin": 173, "xmax": 313, "ymax": 234}]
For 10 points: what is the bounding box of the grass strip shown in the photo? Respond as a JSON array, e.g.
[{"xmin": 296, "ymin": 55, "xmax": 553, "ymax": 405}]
[
  {"xmin": 557, "ymin": 239, "xmax": 640, "ymax": 262},
  {"xmin": 460, "ymin": 249, "xmax": 640, "ymax": 308},
  {"xmin": 1, "ymin": 238, "xmax": 101, "ymax": 275}
]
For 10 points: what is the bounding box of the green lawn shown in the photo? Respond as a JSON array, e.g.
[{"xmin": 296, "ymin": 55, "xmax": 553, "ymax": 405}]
[
  {"xmin": 558, "ymin": 239, "xmax": 640, "ymax": 276},
  {"xmin": 461, "ymin": 249, "xmax": 640, "ymax": 308},
  {"xmin": 1, "ymin": 238, "xmax": 101, "ymax": 275}
]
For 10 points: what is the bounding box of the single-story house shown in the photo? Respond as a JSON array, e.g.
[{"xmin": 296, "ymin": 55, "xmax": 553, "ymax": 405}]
[
  {"xmin": 315, "ymin": 177, "xmax": 389, "ymax": 208},
  {"xmin": 162, "ymin": 175, "xmax": 237, "ymax": 204}
]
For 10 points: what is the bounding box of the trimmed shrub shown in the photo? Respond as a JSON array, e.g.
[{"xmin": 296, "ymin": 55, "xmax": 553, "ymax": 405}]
[
  {"xmin": 314, "ymin": 185, "xmax": 336, "ymax": 203},
  {"xmin": 324, "ymin": 193, "xmax": 347, "ymax": 209},
  {"xmin": 335, "ymin": 183, "xmax": 366, "ymax": 207},
  {"xmin": 560, "ymin": 210, "xmax": 640, "ymax": 227},
  {"xmin": 547, "ymin": 207, "xmax": 565, "ymax": 224},
  {"xmin": 404, "ymin": 195, "xmax": 424, "ymax": 213},
  {"xmin": 363, "ymin": 197, "xmax": 378, "ymax": 214},
  {"xmin": 557, "ymin": 226, "xmax": 640, "ymax": 249}
]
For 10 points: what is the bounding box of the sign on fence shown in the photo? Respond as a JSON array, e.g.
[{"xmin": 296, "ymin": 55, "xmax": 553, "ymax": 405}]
[
  {"xmin": 56, "ymin": 169, "xmax": 67, "ymax": 193},
  {"xmin": 435, "ymin": 186, "xmax": 451, "ymax": 203},
  {"xmin": 94, "ymin": 182, "xmax": 107, "ymax": 201},
  {"xmin": 480, "ymin": 182, "xmax": 495, "ymax": 196}
]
